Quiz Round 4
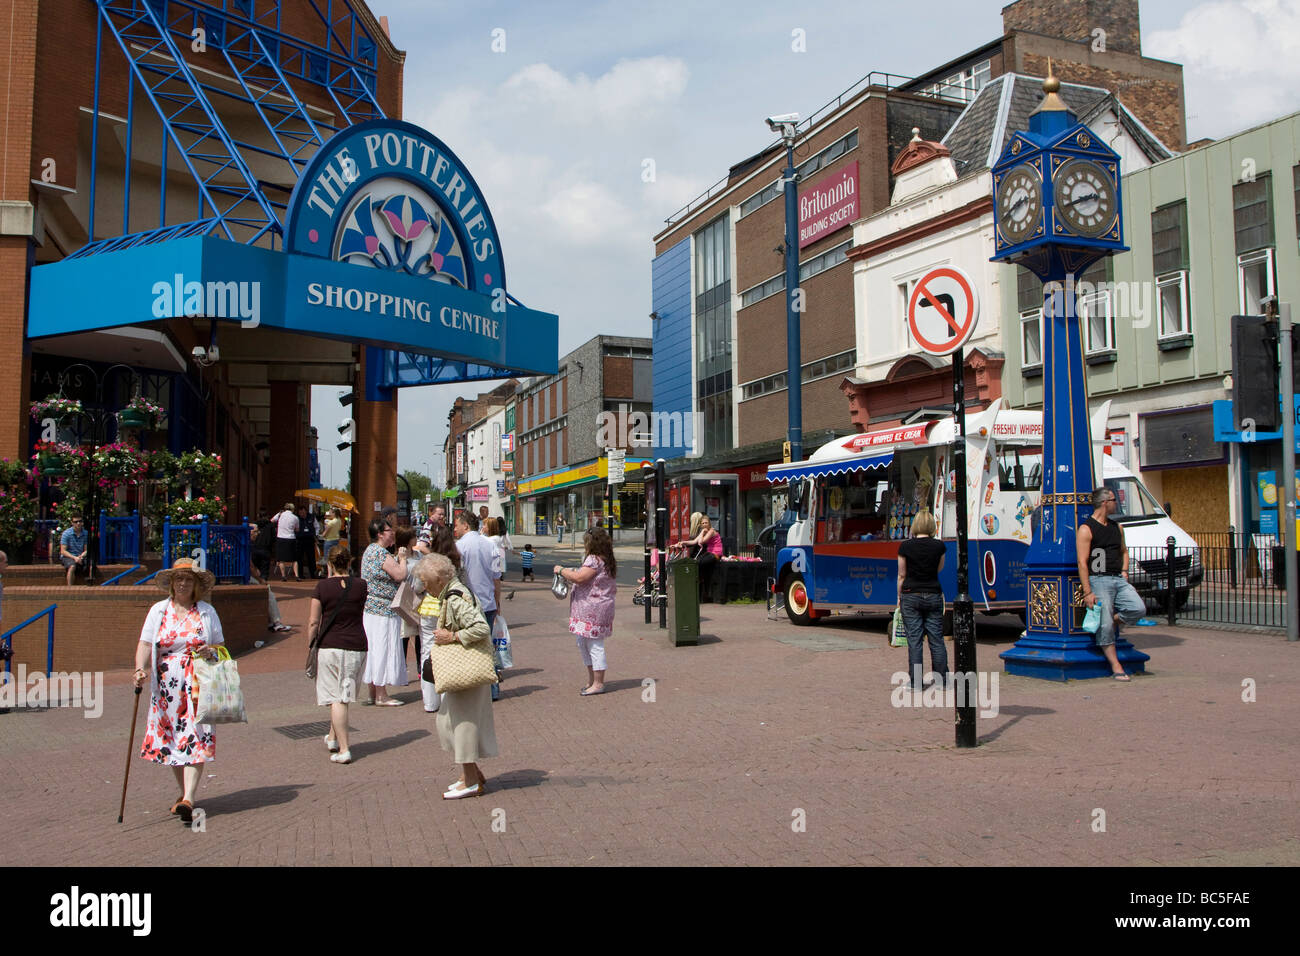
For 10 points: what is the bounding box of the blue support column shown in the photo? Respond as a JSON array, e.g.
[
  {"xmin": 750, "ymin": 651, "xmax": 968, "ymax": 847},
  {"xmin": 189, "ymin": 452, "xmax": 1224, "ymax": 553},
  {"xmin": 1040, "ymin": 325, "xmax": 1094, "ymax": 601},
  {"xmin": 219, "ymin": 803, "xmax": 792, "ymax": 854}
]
[{"xmin": 999, "ymin": 267, "xmax": 1149, "ymax": 679}]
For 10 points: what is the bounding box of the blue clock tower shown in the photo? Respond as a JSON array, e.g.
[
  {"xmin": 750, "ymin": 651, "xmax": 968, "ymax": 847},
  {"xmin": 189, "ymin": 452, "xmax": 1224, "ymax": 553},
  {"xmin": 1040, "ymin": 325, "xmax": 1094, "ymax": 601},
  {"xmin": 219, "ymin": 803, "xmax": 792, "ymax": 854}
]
[{"xmin": 990, "ymin": 73, "xmax": 1150, "ymax": 680}]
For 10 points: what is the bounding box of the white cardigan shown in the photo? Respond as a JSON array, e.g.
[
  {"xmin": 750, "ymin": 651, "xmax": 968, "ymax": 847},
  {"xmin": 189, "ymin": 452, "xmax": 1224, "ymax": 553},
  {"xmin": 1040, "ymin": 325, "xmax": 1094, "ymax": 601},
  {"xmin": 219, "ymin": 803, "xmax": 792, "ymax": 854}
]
[{"xmin": 139, "ymin": 599, "xmax": 225, "ymax": 695}]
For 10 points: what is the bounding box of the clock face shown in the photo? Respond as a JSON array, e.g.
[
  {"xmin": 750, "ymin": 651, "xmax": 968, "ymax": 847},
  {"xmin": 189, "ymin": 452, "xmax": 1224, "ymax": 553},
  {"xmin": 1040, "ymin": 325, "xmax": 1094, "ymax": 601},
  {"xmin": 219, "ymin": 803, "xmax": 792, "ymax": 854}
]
[
  {"xmin": 996, "ymin": 165, "xmax": 1043, "ymax": 245},
  {"xmin": 1053, "ymin": 159, "xmax": 1117, "ymax": 238}
]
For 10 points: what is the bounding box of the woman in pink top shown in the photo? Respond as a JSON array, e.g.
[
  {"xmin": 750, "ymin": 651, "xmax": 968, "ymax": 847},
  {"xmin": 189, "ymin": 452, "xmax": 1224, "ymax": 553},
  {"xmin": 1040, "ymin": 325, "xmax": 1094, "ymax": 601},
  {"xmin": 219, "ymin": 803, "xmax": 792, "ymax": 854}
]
[
  {"xmin": 682, "ymin": 513, "xmax": 724, "ymax": 602},
  {"xmin": 554, "ymin": 527, "xmax": 617, "ymax": 696}
]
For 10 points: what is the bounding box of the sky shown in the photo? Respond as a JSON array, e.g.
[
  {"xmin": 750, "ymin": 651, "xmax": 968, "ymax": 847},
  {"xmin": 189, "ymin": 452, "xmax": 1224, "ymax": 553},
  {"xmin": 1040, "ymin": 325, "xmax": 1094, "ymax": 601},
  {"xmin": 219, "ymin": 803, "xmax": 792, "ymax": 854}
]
[{"xmin": 311, "ymin": 0, "xmax": 1300, "ymax": 488}]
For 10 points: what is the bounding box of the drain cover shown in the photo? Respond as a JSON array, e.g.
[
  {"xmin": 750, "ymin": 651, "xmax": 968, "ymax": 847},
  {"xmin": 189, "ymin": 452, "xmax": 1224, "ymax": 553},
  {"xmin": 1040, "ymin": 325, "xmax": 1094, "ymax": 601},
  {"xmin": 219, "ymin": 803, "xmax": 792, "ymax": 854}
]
[{"xmin": 272, "ymin": 720, "xmax": 356, "ymax": 740}]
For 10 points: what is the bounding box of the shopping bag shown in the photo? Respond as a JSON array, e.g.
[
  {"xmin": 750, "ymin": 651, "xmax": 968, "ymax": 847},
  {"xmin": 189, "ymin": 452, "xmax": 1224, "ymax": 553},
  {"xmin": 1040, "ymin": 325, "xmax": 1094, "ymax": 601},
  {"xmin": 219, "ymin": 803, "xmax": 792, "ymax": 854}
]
[
  {"xmin": 492, "ymin": 615, "xmax": 514, "ymax": 670},
  {"xmin": 890, "ymin": 607, "xmax": 908, "ymax": 647},
  {"xmin": 551, "ymin": 571, "xmax": 569, "ymax": 599},
  {"xmin": 192, "ymin": 646, "xmax": 248, "ymax": 724},
  {"xmin": 1082, "ymin": 603, "xmax": 1102, "ymax": 634}
]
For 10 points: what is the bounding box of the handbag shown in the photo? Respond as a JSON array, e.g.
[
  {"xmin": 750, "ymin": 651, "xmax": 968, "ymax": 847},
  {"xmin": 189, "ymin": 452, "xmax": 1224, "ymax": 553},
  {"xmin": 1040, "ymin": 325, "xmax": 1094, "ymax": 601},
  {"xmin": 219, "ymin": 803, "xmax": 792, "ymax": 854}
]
[
  {"xmin": 1082, "ymin": 603, "xmax": 1103, "ymax": 634},
  {"xmin": 307, "ymin": 578, "xmax": 349, "ymax": 679},
  {"xmin": 192, "ymin": 646, "xmax": 248, "ymax": 724},
  {"xmin": 890, "ymin": 606, "xmax": 908, "ymax": 647},
  {"xmin": 551, "ymin": 571, "xmax": 569, "ymax": 599},
  {"xmin": 492, "ymin": 615, "xmax": 514, "ymax": 670},
  {"xmin": 429, "ymin": 585, "xmax": 497, "ymax": 694}
]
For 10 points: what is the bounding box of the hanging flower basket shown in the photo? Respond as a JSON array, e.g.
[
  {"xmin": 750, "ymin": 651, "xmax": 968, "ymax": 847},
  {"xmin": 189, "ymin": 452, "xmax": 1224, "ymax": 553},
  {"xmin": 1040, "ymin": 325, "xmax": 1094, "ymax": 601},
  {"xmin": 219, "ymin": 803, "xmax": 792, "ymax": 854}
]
[
  {"xmin": 38, "ymin": 453, "xmax": 68, "ymax": 476},
  {"xmin": 117, "ymin": 396, "xmax": 165, "ymax": 431},
  {"xmin": 117, "ymin": 409, "xmax": 150, "ymax": 429},
  {"xmin": 30, "ymin": 396, "xmax": 84, "ymax": 422}
]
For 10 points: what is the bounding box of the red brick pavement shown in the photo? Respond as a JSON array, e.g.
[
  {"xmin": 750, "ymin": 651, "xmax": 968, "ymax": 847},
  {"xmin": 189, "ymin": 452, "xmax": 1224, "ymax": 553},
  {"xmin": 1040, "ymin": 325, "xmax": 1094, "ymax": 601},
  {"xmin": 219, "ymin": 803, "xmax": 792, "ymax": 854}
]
[{"xmin": 1, "ymin": 579, "xmax": 1297, "ymax": 866}]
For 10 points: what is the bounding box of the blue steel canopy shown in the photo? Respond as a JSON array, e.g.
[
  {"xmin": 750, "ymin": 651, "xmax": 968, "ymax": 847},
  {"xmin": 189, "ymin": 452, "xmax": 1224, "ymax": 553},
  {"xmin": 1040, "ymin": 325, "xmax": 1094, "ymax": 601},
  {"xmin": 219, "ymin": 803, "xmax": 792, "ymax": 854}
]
[{"xmin": 50, "ymin": 0, "xmax": 541, "ymax": 390}]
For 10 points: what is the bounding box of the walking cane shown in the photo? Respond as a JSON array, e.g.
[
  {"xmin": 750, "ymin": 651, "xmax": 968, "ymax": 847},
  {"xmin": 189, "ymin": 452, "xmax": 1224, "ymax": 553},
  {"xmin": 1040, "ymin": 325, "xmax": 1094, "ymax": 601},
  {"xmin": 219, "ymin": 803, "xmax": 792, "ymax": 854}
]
[{"xmin": 117, "ymin": 685, "xmax": 142, "ymax": 823}]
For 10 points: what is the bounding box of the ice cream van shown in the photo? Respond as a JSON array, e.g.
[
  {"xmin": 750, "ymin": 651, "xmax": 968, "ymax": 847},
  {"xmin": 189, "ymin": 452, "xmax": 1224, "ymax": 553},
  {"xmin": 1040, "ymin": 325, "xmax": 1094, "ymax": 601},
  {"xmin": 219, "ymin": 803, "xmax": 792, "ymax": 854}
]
[{"xmin": 769, "ymin": 399, "xmax": 1201, "ymax": 625}]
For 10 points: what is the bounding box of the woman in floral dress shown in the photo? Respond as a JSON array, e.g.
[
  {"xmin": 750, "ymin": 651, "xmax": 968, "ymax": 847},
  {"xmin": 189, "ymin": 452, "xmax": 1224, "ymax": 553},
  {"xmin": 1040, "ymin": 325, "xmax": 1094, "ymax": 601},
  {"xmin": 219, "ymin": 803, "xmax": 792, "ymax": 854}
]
[
  {"xmin": 132, "ymin": 558, "xmax": 224, "ymax": 824},
  {"xmin": 554, "ymin": 527, "xmax": 617, "ymax": 696}
]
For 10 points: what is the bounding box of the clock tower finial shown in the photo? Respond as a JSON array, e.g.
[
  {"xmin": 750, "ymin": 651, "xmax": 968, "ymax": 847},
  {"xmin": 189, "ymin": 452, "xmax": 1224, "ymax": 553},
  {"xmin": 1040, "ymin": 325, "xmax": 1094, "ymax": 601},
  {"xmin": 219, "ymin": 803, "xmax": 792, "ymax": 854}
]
[{"xmin": 1029, "ymin": 59, "xmax": 1075, "ymax": 137}]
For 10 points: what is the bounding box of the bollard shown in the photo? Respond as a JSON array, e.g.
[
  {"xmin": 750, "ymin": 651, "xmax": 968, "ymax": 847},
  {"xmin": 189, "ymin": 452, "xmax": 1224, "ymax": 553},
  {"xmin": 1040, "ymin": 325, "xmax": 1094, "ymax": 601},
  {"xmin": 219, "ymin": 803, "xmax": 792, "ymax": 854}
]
[{"xmin": 1166, "ymin": 535, "xmax": 1177, "ymax": 627}]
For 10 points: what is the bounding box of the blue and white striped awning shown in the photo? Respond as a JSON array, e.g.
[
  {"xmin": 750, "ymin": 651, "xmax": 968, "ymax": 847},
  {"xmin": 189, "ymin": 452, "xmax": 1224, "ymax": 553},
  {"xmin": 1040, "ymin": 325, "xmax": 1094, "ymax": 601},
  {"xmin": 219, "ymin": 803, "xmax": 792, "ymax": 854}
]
[{"xmin": 767, "ymin": 450, "xmax": 894, "ymax": 483}]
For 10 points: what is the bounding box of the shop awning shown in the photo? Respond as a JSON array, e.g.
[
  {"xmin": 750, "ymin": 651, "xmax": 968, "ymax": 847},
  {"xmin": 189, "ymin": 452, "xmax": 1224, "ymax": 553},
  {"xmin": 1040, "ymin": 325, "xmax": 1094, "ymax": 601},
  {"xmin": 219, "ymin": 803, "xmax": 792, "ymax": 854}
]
[
  {"xmin": 766, "ymin": 450, "xmax": 894, "ymax": 483},
  {"xmin": 295, "ymin": 488, "xmax": 358, "ymax": 512}
]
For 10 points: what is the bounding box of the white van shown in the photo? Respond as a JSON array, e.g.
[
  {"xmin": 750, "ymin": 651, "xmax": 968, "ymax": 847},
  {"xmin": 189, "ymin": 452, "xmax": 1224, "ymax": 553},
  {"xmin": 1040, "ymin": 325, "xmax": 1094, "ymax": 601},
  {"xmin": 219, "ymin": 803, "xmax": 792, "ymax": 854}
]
[{"xmin": 769, "ymin": 398, "xmax": 1201, "ymax": 624}]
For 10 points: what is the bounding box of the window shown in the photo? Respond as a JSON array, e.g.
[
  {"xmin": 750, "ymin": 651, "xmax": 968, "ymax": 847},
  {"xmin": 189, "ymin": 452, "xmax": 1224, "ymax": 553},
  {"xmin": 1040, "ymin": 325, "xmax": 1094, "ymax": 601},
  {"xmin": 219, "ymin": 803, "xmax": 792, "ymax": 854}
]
[
  {"xmin": 739, "ymin": 350, "xmax": 855, "ymax": 402},
  {"xmin": 919, "ymin": 59, "xmax": 992, "ymax": 103},
  {"xmin": 1151, "ymin": 201, "xmax": 1188, "ymax": 275},
  {"xmin": 997, "ymin": 446, "xmax": 1043, "ymax": 491},
  {"xmin": 898, "ymin": 279, "xmax": 916, "ymax": 348},
  {"xmin": 738, "ymin": 240, "xmax": 852, "ymax": 308},
  {"xmin": 1017, "ymin": 268, "xmax": 1043, "ymax": 369},
  {"xmin": 1020, "ymin": 309, "xmax": 1043, "ymax": 367},
  {"xmin": 737, "ymin": 130, "xmax": 859, "ymax": 219},
  {"xmin": 1156, "ymin": 272, "xmax": 1190, "ymax": 338},
  {"xmin": 1294, "ymin": 165, "xmax": 1300, "ymax": 245},
  {"xmin": 693, "ymin": 216, "xmax": 732, "ymax": 455},
  {"xmin": 1081, "ymin": 288, "xmax": 1114, "ymax": 353},
  {"xmin": 1234, "ymin": 173, "xmax": 1274, "ymax": 255},
  {"xmin": 1239, "ymin": 247, "xmax": 1275, "ymax": 315}
]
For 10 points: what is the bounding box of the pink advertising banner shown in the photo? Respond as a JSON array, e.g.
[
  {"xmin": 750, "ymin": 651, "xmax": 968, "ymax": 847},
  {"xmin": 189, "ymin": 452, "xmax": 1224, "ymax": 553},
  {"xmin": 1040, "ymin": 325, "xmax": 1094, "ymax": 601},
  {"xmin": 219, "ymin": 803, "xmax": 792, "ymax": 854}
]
[{"xmin": 798, "ymin": 161, "xmax": 859, "ymax": 249}]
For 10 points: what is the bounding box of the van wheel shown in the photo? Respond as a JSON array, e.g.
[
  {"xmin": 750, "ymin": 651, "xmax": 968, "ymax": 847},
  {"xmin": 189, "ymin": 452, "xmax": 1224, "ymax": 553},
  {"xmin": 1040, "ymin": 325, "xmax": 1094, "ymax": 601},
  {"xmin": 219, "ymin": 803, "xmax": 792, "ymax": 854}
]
[{"xmin": 784, "ymin": 575, "xmax": 815, "ymax": 626}]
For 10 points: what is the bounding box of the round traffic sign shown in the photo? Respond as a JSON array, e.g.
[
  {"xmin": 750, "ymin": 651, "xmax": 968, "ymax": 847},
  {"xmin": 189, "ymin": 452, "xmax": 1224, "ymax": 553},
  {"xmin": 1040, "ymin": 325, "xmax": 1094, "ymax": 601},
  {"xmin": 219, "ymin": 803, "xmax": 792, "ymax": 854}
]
[{"xmin": 907, "ymin": 266, "xmax": 980, "ymax": 356}]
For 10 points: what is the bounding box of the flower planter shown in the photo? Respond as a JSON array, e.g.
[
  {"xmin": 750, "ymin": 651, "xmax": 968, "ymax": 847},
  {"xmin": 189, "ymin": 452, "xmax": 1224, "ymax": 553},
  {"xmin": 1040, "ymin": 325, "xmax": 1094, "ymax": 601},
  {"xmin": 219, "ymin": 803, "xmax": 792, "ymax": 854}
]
[
  {"xmin": 38, "ymin": 455, "xmax": 67, "ymax": 477},
  {"xmin": 117, "ymin": 409, "xmax": 151, "ymax": 430}
]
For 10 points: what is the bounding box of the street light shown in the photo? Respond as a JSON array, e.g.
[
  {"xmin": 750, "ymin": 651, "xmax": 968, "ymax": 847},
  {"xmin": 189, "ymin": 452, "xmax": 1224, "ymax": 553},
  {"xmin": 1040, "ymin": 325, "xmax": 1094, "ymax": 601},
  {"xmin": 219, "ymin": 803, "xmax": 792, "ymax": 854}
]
[{"xmin": 767, "ymin": 112, "xmax": 803, "ymax": 462}]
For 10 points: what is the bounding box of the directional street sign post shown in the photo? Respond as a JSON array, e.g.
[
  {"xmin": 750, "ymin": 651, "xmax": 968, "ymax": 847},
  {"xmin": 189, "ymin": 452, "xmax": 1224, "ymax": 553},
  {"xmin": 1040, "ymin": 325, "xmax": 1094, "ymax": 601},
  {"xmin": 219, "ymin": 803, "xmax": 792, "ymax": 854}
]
[{"xmin": 908, "ymin": 265, "xmax": 980, "ymax": 748}]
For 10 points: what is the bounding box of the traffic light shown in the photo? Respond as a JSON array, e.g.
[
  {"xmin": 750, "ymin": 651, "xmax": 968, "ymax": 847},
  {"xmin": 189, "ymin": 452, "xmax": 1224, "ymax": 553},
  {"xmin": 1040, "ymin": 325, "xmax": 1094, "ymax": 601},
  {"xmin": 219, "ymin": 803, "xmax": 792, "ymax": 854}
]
[{"xmin": 1231, "ymin": 314, "xmax": 1279, "ymax": 433}]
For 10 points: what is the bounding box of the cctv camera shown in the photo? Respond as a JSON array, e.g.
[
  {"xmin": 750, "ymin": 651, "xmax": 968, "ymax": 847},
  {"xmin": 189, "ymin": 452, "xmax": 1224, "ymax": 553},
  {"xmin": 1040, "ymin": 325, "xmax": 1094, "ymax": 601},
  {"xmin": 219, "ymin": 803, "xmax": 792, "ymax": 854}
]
[
  {"xmin": 766, "ymin": 113, "xmax": 799, "ymax": 131},
  {"xmin": 207, "ymin": 345, "xmax": 219, "ymax": 363}
]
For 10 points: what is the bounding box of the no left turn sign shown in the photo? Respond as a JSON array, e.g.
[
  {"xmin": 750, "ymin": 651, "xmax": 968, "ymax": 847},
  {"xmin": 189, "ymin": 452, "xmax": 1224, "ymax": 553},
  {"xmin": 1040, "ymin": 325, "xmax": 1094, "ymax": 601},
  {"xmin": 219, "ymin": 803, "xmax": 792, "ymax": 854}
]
[{"xmin": 907, "ymin": 266, "xmax": 980, "ymax": 356}]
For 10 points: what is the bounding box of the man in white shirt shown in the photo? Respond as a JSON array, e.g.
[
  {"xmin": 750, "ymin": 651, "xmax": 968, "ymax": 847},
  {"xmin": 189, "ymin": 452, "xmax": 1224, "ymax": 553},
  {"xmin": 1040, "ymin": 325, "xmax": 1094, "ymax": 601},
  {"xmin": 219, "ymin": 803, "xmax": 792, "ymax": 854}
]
[
  {"xmin": 272, "ymin": 501, "xmax": 300, "ymax": 581},
  {"xmin": 454, "ymin": 511, "xmax": 502, "ymax": 700}
]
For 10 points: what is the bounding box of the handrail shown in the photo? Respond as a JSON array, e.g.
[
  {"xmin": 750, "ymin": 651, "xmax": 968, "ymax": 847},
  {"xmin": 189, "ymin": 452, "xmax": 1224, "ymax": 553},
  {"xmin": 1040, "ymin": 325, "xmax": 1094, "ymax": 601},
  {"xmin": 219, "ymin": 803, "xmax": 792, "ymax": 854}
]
[
  {"xmin": 135, "ymin": 570, "xmax": 161, "ymax": 586},
  {"xmin": 99, "ymin": 564, "xmax": 143, "ymax": 586},
  {"xmin": 1, "ymin": 604, "xmax": 57, "ymax": 676},
  {"xmin": 662, "ymin": 70, "xmax": 934, "ymax": 228}
]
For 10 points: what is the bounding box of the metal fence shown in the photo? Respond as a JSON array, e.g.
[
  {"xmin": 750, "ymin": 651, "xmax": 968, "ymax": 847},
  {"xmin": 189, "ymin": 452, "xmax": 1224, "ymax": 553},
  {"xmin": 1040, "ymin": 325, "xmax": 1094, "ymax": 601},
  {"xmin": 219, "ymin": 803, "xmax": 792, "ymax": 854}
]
[
  {"xmin": 1129, "ymin": 530, "xmax": 1286, "ymax": 629},
  {"xmin": 98, "ymin": 510, "xmax": 141, "ymax": 564},
  {"xmin": 161, "ymin": 517, "xmax": 251, "ymax": 584}
]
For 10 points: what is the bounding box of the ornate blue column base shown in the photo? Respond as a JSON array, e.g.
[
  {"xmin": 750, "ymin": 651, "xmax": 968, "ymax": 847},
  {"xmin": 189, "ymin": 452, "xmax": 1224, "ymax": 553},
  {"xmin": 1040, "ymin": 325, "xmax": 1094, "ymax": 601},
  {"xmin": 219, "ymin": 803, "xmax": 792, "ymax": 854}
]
[{"xmin": 1000, "ymin": 557, "xmax": 1151, "ymax": 680}]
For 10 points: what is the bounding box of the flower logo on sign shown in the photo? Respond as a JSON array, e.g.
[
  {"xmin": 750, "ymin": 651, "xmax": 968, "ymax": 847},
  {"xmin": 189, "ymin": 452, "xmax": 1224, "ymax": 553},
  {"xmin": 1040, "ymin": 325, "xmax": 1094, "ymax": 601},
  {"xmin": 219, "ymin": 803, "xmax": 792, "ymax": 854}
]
[{"xmin": 334, "ymin": 177, "xmax": 468, "ymax": 287}]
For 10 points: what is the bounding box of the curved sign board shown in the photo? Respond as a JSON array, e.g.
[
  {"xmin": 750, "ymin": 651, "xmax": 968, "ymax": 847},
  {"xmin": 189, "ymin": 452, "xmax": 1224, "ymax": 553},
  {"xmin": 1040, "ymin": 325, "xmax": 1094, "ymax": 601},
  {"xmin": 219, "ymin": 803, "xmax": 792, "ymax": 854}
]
[{"xmin": 283, "ymin": 119, "xmax": 554, "ymax": 371}]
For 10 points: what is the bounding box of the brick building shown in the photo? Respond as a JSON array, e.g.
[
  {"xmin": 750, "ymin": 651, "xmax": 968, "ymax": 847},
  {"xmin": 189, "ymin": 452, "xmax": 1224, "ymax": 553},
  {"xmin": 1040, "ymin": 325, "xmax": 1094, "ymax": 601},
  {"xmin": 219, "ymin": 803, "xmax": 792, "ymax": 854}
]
[{"xmin": 513, "ymin": 335, "xmax": 653, "ymax": 536}]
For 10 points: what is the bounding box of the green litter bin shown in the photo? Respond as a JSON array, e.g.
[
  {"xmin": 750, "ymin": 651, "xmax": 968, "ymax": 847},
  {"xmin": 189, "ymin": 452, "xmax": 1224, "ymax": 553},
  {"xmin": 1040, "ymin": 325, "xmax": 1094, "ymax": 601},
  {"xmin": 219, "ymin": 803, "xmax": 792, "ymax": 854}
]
[{"xmin": 666, "ymin": 557, "xmax": 700, "ymax": 646}]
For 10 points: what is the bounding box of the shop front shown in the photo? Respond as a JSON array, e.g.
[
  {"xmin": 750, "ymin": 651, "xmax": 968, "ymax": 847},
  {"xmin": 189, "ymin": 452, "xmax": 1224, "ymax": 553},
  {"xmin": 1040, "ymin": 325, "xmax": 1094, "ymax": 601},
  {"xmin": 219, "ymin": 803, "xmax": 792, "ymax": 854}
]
[{"xmin": 516, "ymin": 456, "xmax": 654, "ymax": 537}]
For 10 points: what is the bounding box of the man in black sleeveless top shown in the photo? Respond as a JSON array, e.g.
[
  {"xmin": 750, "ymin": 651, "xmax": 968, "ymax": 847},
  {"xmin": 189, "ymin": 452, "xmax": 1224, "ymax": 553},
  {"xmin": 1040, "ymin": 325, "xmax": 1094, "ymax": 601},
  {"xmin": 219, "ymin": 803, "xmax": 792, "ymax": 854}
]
[{"xmin": 1077, "ymin": 487, "xmax": 1146, "ymax": 680}]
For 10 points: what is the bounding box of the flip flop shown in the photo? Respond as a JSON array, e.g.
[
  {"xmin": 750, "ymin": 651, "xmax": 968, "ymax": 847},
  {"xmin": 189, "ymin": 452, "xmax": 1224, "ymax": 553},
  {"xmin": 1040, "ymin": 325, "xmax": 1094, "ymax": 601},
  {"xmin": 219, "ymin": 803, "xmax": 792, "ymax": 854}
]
[
  {"xmin": 1112, "ymin": 673, "xmax": 1131, "ymax": 682},
  {"xmin": 375, "ymin": 698, "xmax": 405, "ymax": 706},
  {"xmin": 579, "ymin": 688, "xmax": 604, "ymax": 696}
]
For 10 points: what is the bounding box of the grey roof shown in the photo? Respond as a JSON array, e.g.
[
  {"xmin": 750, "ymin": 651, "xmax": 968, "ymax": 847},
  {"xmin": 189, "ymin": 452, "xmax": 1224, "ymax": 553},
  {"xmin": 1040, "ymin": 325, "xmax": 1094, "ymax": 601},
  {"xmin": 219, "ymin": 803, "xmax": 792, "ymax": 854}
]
[{"xmin": 940, "ymin": 73, "xmax": 1173, "ymax": 174}]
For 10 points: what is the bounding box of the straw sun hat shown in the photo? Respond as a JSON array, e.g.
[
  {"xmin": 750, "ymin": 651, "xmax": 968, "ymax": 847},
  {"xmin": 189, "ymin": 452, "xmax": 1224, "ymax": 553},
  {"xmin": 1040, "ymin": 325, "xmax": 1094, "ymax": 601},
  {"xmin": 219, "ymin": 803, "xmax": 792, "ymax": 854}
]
[{"xmin": 155, "ymin": 558, "xmax": 216, "ymax": 597}]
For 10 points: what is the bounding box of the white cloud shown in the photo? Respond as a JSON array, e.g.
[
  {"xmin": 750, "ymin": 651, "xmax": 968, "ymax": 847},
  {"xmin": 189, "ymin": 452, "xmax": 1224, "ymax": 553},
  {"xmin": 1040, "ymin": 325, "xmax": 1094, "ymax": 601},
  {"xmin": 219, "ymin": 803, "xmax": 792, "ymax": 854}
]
[
  {"xmin": 501, "ymin": 57, "xmax": 689, "ymax": 126},
  {"xmin": 1147, "ymin": 0, "xmax": 1300, "ymax": 139}
]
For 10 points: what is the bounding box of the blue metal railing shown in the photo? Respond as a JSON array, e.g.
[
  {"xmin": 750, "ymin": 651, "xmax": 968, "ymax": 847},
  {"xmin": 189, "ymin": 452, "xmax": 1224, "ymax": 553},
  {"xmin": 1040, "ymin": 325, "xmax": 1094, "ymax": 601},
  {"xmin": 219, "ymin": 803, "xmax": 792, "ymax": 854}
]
[
  {"xmin": 161, "ymin": 516, "xmax": 251, "ymax": 584},
  {"xmin": 100, "ymin": 564, "xmax": 143, "ymax": 586},
  {"xmin": 98, "ymin": 510, "xmax": 142, "ymax": 564},
  {"xmin": 1, "ymin": 604, "xmax": 57, "ymax": 676}
]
